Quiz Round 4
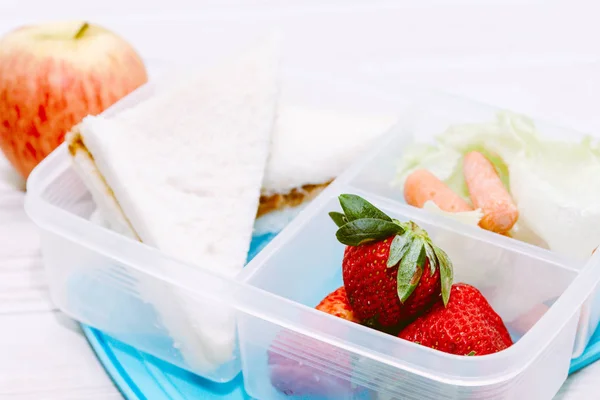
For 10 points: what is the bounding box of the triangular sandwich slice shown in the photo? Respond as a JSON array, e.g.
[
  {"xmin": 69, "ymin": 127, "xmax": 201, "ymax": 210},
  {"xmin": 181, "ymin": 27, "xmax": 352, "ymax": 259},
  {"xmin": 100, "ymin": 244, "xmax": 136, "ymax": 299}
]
[
  {"xmin": 254, "ymin": 105, "xmax": 395, "ymax": 234},
  {"xmin": 66, "ymin": 41, "xmax": 279, "ymax": 374}
]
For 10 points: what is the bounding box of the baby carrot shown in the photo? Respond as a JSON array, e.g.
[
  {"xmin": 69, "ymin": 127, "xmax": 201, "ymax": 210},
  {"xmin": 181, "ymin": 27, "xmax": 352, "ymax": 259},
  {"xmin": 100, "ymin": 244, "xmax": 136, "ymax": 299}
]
[
  {"xmin": 463, "ymin": 151, "xmax": 518, "ymax": 234},
  {"xmin": 404, "ymin": 169, "xmax": 473, "ymax": 213}
]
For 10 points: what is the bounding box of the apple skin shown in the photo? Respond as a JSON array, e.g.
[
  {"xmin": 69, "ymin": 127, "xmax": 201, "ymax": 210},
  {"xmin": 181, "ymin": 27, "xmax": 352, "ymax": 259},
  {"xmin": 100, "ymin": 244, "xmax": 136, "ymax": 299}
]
[{"xmin": 0, "ymin": 21, "xmax": 148, "ymax": 179}]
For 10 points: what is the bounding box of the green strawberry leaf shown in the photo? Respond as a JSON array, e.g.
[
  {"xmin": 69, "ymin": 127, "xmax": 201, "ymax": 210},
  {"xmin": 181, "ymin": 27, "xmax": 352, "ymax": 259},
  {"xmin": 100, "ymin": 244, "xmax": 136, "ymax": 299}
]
[
  {"xmin": 396, "ymin": 238, "xmax": 426, "ymax": 303},
  {"xmin": 416, "ymin": 243, "xmax": 427, "ymax": 272},
  {"xmin": 329, "ymin": 211, "xmax": 348, "ymax": 228},
  {"xmin": 433, "ymin": 244, "xmax": 453, "ymax": 307},
  {"xmin": 386, "ymin": 231, "xmax": 413, "ymax": 268},
  {"xmin": 336, "ymin": 218, "xmax": 402, "ymax": 246},
  {"xmin": 466, "ymin": 351, "xmax": 476, "ymax": 356},
  {"xmin": 424, "ymin": 242, "xmax": 438, "ymax": 276},
  {"xmin": 339, "ymin": 194, "xmax": 392, "ymax": 222}
]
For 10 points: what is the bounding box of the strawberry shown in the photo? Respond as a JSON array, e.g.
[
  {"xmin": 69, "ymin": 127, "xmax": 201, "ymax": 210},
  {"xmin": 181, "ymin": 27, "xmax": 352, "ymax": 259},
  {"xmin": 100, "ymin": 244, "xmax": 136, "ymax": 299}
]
[
  {"xmin": 268, "ymin": 336, "xmax": 353, "ymax": 398},
  {"xmin": 268, "ymin": 287, "xmax": 358, "ymax": 397},
  {"xmin": 330, "ymin": 194, "xmax": 453, "ymax": 328},
  {"xmin": 399, "ymin": 283, "xmax": 513, "ymax": 356},
  {"xmin": 315, "ymin": 286, "xmax": 360, "ymax": 322}
]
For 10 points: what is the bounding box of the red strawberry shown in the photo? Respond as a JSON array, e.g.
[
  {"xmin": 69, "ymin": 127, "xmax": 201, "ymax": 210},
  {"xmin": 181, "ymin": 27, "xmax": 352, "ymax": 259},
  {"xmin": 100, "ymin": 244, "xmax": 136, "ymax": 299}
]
[
  {"xmin": 330, "ymin": 194, "xmax": 453, "ymax": 328},
  {"xmin": 399, "ymin": 283, "xmax": 513, "ymax": 356},
  {"xmin": 268, "ymin": 333, "xmax": 354, "ymax": 398},
  {"xmin": 315, "ymin": 286, "xmax": 360, "ymax": 322},
  {"xmin": 342, "ymin": 241, "xmax": 441, "ymax": 328},
  {"xmin": 268, "ymin": 287, "xmax": 358, "ymax": 397}
]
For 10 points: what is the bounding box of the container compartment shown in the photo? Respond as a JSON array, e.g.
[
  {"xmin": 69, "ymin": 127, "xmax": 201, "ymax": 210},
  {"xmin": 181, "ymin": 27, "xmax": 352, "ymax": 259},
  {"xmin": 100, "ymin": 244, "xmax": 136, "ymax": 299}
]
[
  {"xmin": 344, "ymin": 91, "xmax": 597, "ymax": 357},
  {"xmin": 347, "ymin": 90, "xmax": 594, "ymax": 206},
  {"xmin": 238, "ymin": 189, "xmax": 588, "ymax": 399},
  {"xmin": 24, "ymin": 69, "xmax": 411, "ymax": 382},
  {"xmin": 28, "ymin": 147, "xmax": 242, "ymax": 381}
]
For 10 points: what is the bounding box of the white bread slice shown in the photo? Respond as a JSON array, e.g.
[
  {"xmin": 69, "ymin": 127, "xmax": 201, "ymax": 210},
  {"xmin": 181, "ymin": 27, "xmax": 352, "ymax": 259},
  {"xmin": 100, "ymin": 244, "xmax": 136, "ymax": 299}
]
[
  {"xmin": 82, "ymin": 45, "xmax": 277, "ymax": 276},
  {"xmin": 72, "ymin": 105, "xmax": 394, "ymax": 237},
  {"xmin": 69, "ymin": 138, "xmax": 138, "ymax": 240},
  {"xmin": 252, "ymin": 106, "xmax": 394, "ymax": 234},
  {"xmin": 67, "ymin": 41, "xmax": 279, "ymax": 375},
  {"xmin": 262, "ymin": 105, "xmax": 395, "ymax": 196}
]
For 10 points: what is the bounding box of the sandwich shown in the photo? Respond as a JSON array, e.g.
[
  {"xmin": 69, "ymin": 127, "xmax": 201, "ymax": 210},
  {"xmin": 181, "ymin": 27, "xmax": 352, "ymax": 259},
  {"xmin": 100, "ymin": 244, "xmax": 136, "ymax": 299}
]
[
  {"xmin": 67, "ymin": 41, "xmax": 279, "ymax": 373},
  {"xmin": 66, "ymin": 39, "xmax": 394, "ymax": 374},
  {"xmin": 254, "ymin": 106, "xmax": 394, "ymax": 234}
]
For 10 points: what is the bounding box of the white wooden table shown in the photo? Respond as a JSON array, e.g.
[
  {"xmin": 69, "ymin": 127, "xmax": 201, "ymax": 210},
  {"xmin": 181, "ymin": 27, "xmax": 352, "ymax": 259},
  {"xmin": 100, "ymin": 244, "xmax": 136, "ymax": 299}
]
[{"xmin": 0, "ymin": 158, "xmax": 122, "ymax": 399}]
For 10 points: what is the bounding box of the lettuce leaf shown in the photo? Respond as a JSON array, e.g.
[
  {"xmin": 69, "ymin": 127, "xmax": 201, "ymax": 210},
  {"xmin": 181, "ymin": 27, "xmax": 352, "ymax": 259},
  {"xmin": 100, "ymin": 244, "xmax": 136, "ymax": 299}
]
[
  {"xmin": 393, "ymin": 143, "xmax": 462, "ymax": 189},
  {"xmin": 396, "ymin": 111, "xmax": 600, "ymax": 259}
]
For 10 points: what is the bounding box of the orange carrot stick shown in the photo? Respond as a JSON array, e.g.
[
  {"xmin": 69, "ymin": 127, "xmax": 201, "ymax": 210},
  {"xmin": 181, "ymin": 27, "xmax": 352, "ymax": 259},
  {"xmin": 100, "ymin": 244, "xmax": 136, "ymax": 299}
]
[
  {"xmin": 404, "ymin": 169, "xmax": 473, "ymax": 213},
  {"xmin": 463, "ymin": 151, "xmax": 518, "ymax": 234}
]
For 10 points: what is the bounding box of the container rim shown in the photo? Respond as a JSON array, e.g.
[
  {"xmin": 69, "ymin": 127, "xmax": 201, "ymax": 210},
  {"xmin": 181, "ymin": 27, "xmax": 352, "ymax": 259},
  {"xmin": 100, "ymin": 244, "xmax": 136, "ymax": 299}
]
[
  {"xmin": 237, "ymin": 88, "xmax": 600, "ymax": 385},
  {"xmin": 238, "ymin": 178, "xmax": 599, "ymax": 387}
]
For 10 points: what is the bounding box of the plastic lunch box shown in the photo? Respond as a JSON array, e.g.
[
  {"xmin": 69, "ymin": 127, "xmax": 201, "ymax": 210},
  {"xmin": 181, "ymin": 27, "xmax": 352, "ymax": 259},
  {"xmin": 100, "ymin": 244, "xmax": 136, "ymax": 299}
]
[
  {"xmin": 23, "ymin": 70, "xmax": 411, "ymax": 384},
  {"xmin": 24, "ymin": 69, "xmax": 600, "ymax": 399}
]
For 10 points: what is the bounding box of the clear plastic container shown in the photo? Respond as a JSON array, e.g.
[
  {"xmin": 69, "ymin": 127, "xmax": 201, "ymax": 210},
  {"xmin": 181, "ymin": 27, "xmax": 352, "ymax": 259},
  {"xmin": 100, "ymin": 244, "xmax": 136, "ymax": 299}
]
[
  {"xmin": 23, "ymin": 70, "xmax": 408, "ymax": 383},
  {"xmin": 235, "ymin": 93, "xmax": 600, "ymax": 399},
  {"xmin": 25, "ymin": 143, "xmax": 243, "ymax": 382},
  {"xmin": 25, "ymin": 70, "xmax": 600, "ymax": 397},
  {"xmin": 348, "ymin": 90, "xmax": 599, "ymax": 358}
]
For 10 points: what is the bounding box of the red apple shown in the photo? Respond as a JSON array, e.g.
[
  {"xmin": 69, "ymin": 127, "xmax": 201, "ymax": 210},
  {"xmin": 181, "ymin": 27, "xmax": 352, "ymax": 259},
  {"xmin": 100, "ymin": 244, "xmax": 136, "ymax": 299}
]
[{"xmin": 0, "ymin": 21, "xmax": 148, "ymax": 179}]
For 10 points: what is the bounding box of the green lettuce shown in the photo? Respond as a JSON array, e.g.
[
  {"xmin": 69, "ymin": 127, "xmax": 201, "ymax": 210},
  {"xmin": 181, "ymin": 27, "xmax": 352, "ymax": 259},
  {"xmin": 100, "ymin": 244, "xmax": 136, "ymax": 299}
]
[{"xmin": 395, "ymin": 111, "xmax": 600, "ymax": 259}]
